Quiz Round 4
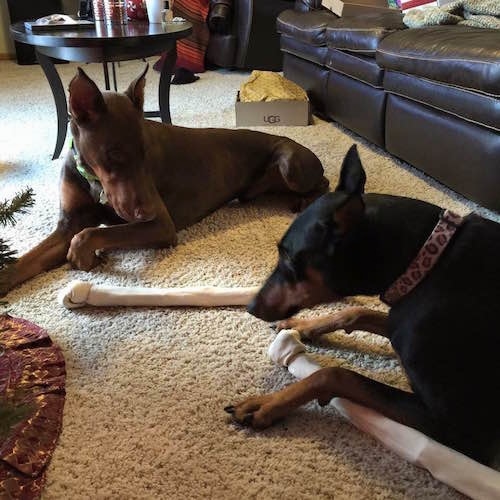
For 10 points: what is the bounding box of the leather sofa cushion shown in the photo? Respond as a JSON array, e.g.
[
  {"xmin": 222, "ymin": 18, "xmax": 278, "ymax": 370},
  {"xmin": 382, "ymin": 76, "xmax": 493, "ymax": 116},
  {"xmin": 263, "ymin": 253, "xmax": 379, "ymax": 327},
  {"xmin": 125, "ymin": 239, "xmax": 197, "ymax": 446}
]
[
  {"xmin": 377, "ymin": 26, "xmax": 500, "ymax": 96},
  {"xmin": 281, "ymin": 35, "xmax": 328, "ymax": 66},
  {"xmin": 325, "ymin": 11, "xmax": 406, "ymax": 56},
  {"xmin": 327, "ymin": 48, "xmax": 384, "ymax": 87},
  {"xmin": 277, "ymin": 9, "xmax": 337, "ymax": 46},
  {"xmin": 206, "ymin": 34, "xmax": 237, "ymax": 68},
  {"xmin": 385, "ymin": 94, "xmax": 500, "ymax": 212},
  {"xmin": 384, "ymin": 71, "xmax": 500, "ymax": 132},
  {"xmin": 327, "ymin": 70, "xmax": 386, "ymax": 147},
  {"xmin": 283, "ymin": 52, "xmax": 331, "ymax": 114}
]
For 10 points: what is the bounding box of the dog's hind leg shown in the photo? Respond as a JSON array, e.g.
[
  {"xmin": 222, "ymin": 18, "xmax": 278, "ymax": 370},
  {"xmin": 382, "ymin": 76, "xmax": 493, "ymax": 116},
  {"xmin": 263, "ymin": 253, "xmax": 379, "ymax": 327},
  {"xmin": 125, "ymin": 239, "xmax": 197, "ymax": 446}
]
[
  {"xmin": 274, "ymin": 307, "xmax": 389, "ymax": 340},
  {"xmin": 274, "ymin": 140, "xmax": 329, "ymax": 210},
  {"xmin": 226, "ymin": 366, "xmax": 437, "ymax": 436},
  {"xmin": 238, "ymin": 164, "xmax": 287, "ymax": 202},
  {"xmin": 239, "ymin": 140, "xmax": 329, "ymax": 210}
]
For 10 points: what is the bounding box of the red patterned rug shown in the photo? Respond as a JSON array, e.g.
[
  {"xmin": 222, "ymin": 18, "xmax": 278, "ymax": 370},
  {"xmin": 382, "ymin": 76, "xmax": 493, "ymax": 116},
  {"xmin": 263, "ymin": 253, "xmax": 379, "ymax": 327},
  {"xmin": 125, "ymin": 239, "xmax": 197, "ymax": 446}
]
[{"xmin": 0, "ymin": 315, "xmax": 66, "ymax": 499}]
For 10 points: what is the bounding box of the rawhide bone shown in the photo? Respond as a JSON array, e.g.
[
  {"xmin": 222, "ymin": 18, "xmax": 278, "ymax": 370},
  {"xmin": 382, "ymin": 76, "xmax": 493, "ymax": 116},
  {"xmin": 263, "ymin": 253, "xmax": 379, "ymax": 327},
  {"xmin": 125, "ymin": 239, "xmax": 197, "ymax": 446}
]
[{"xmin": 59, "ymin": 280, "xmax": 259, "ymax": 309}]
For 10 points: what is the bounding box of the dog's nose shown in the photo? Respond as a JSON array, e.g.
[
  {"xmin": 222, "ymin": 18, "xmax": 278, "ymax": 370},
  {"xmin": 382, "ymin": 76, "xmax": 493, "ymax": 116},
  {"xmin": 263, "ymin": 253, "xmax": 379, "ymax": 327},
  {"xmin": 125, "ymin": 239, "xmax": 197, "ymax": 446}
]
[
  {"xmin": 247, "ymin": 297, "xmax": 272, "ymax": 320},
  {"xmin": 248, "ymin": 296, "xmax": 290, "ymax": 322}
]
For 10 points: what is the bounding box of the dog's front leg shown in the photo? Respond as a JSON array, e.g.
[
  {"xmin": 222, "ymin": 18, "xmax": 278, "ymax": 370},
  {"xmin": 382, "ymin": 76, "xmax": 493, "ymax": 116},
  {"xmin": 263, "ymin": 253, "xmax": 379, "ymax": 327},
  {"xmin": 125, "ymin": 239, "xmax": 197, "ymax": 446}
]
[
  {"xmin": 1, "ymin": 230, "xmax": 70, "ymax": 296},
  {"xmin": 227, "ymin": 367, "xmax": 435, "ymax": 435},
  {"xmin": 67, "ymin": 204, "xmax": 177, "ymax": 270},
  {"xmin": 274, "ymin": 307, "xmax": 389, "ymax": 340}
]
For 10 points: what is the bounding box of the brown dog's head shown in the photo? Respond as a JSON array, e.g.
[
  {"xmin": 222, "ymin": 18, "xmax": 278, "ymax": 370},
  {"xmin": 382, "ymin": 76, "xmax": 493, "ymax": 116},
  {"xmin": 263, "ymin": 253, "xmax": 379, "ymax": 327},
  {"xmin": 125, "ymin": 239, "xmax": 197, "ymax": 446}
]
[
  {"xmin": 68, "ymin": 66, "xmax": 157, "ymax": 222},
  {"xmin": 247, "ymin": 145, "xmax": 368, "ymax": 322}
]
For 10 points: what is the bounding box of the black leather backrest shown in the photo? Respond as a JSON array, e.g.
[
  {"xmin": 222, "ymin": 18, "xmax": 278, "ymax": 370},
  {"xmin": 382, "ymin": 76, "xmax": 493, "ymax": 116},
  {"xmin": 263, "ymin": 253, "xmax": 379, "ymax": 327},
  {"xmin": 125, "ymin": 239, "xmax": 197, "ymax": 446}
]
[{"xmin": 295, "ymin": 0, "xmax": 323, "ymax": 13}]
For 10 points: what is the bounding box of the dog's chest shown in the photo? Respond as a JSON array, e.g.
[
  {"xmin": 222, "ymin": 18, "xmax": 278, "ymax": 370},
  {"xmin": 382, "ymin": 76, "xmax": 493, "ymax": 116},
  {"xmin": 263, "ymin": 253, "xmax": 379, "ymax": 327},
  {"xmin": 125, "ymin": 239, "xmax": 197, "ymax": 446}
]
[
  {"xmin": 88, "ymin": 181, "xmax": 108, "ymax": 205},
  {"xmin": 75, "ymin": 167, "xmax": 112, "ymax": 209}
]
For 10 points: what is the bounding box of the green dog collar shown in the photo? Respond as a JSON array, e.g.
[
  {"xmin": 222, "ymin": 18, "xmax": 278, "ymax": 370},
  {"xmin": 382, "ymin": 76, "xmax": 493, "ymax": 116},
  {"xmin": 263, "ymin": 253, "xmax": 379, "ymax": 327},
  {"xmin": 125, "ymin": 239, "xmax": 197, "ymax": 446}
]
[
  {"xmin": 70, "ymin": 138, "xmax": 107, "ymax": 204},
  {"xmin": 70, "ymin": 138, "xmax": 100, "ymax": 183}
]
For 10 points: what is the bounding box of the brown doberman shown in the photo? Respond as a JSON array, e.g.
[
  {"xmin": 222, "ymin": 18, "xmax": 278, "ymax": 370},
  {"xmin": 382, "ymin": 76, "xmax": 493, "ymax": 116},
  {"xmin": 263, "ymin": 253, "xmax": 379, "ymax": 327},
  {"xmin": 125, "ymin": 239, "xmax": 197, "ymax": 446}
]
[{"xmin": 1, "ymin": 66, "xmax": 328, "ymax": 296}]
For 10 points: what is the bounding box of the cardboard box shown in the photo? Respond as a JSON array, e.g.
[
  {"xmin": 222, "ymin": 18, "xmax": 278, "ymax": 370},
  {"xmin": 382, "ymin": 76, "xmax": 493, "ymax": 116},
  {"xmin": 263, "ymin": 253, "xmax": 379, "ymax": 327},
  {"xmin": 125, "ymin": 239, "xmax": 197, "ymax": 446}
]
[
  {"xmin": 235, "ymin": 93, "xmax": 310, "ymax": 127},
  {"xmin": 322, "ymin": 0, "xmax": 395, "ymax": 16}
]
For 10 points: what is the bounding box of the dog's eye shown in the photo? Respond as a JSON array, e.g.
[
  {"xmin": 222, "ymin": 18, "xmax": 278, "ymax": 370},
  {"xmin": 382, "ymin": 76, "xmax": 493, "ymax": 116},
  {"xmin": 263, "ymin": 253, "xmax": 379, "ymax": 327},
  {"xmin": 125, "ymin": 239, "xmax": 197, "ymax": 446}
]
[
  {"xmin": 279, "ymin": 258, "xmax": 298, "ymax": 282},
  {"xmin": 106, "ymin": 149, "xmax": 125, "ymax": 164},
  {"xmin": 277, "ymin": 245, "xmax": 299, "ymax": 281}
]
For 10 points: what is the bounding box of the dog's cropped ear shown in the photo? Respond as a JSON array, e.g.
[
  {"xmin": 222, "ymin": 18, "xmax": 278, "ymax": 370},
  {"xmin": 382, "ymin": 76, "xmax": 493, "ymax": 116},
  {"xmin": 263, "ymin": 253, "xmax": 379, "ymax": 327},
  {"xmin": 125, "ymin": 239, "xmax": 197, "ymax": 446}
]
[
  {"xmin": 335, "ymin": 144, "xmax": 366, "ymax": 195},
  {"xmin": 69, "ymin": 67, "xmax": 106, "ymax": 124},
  {"xmin": 125, "ymin": 64, "xmax": 148, "ymax": 112},
  {"xmin": 333, "ymin": 196, "xmax": 365, "ymax": 235}
]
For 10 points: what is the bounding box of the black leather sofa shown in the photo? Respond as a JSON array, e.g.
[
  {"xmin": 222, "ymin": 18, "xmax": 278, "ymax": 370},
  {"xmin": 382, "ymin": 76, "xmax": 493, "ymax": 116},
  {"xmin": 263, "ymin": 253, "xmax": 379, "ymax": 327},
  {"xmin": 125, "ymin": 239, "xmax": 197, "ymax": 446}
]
[{"xmin": 277, "ymin": 1, "xmax": 500, "ymax": 211}]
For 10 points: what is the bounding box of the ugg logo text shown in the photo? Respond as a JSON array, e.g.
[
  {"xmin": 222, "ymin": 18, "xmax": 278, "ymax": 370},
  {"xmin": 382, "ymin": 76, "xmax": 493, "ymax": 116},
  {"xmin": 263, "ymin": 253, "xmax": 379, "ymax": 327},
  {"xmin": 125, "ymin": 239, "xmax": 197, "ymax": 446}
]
[{"xmin": 264, "ymin": 115, "xmax": 281, "ymax": 124}]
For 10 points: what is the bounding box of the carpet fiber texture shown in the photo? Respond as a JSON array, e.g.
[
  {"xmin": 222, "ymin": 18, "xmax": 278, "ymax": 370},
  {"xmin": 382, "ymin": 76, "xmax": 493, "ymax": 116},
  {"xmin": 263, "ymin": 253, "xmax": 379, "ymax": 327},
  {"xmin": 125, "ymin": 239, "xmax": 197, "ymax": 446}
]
[{"xmin": 1, "ymin": 59, "xmax": 496, "ymax": 499}]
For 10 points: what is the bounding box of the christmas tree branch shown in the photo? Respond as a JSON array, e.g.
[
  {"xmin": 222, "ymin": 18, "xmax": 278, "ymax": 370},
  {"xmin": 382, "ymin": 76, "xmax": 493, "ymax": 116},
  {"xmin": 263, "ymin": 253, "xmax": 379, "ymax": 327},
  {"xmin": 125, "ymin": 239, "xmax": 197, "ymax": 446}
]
[
  {"xmin": 0, "ymin": 188, "xmax": 34, "ymax": 226},
  {"xmin": 0, "ymin": 239, "xmax": 17, "ymax": 270}
]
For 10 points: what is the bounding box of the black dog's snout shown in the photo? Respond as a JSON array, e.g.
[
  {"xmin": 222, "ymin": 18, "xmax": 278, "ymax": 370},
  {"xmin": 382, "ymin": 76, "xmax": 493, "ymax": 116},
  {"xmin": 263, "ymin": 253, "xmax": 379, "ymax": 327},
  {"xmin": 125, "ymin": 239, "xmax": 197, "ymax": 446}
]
[
  {"xmin": 247, "ymin": 296, "xmax": 272, "ymax": 320},
  {"xmin": 246, "ymin": 297, "xmax": 258, "ymax": 317},
  {"xmin": 247, "ymin": 296, "xmax": 284, "ymax": 323}
]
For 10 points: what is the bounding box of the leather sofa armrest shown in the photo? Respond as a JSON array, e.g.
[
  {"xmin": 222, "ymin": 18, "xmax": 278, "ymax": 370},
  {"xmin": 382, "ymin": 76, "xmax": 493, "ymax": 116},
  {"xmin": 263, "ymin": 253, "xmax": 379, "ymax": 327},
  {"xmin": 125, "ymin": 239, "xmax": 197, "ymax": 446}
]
[
  {"xmin": 295, "ymin": 0, "xmax": 323, "ymax": 12},
  {"xmin": 234, "ymin": 0, "xmax": 252, "ymax": 67},
  {"xmin": 208, "ymin": 0, "xmax": 233, "ymax": 34}
]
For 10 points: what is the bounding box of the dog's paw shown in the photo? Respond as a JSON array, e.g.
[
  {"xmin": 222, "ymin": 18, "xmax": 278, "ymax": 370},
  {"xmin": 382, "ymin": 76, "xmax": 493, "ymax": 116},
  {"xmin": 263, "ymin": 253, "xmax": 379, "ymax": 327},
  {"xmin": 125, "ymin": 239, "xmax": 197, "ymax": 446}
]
[
  {"xmin": 67, "ymin": 229, "xmax": 101, "ymax": 272},
  {"xmin": 224, "ymin": 394, "xmax": 283, "ymax": 429}
]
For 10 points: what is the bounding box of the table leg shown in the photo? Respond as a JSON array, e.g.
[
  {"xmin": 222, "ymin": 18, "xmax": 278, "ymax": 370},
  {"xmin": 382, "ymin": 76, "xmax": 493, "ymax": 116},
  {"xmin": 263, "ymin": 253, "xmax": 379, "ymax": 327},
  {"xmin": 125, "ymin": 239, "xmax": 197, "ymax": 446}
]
[
  {"xmin": 158, "ymin": 42, "xmax": 177, "ymax": 124},
  {"xmin": 111, "ymin": 62, "xmax": 118, "ymax": 91},
  {"xmin": 35, "ymin": 49, "xmax": 68, "ymax": 160},
  {"xmin": 103, "ymin": 62, "xmax": 111, "ymax": 90}
]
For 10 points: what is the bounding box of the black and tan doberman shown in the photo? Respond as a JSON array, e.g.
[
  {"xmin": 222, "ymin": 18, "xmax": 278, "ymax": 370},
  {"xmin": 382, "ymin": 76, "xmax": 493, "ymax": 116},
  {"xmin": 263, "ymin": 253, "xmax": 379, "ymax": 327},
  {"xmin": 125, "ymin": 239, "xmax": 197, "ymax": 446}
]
[{"xmin": 228, "ymin": 145, "xmax": 500, "ymax": 467}]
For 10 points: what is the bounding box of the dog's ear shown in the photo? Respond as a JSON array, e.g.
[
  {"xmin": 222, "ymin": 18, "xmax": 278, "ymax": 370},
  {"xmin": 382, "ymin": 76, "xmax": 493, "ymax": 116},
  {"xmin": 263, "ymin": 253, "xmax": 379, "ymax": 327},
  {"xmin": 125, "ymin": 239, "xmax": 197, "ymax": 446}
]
[
  {"xmin": 125, "ymin": 64, "xmax": 148, "ymax": 112},
  {"xmin": 333, "ymin": 196, "xmax": 365, "ymax": 235},
  {"xmin": 335, "ymin": 144, "xmax": 366, "ymax": 195},
  {"xmin": 69, "ymin": 67, "xmax": 106, "ymax": 124}
]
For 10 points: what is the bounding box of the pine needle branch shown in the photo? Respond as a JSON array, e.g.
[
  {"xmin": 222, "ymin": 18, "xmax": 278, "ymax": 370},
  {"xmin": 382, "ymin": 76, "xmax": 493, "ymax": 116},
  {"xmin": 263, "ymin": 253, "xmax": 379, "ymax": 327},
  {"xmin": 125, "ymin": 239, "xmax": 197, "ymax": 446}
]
[
  {"xmin": 0, "ymin": 188, "xmax": 35, "ymax": 226},
  {"xmin": 0, "ymin": 239, "xmax": 17, "ymax": 270}
]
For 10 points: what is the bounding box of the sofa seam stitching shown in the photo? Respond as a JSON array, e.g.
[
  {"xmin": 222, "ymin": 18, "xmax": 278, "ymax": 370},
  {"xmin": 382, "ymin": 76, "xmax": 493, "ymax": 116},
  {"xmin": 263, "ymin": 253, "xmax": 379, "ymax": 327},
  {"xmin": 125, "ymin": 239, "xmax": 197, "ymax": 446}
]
[{"xmin": 377, "ymin": 48, "xmax": 500, "ymax": 67}]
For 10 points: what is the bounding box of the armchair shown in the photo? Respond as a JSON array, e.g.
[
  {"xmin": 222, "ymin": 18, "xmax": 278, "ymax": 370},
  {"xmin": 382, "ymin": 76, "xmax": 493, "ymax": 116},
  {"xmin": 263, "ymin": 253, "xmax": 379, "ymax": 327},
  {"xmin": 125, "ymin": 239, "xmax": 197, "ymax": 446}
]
[{"xmin": 206, "ymin": 0, "xmax": 295, "ymax": 71}]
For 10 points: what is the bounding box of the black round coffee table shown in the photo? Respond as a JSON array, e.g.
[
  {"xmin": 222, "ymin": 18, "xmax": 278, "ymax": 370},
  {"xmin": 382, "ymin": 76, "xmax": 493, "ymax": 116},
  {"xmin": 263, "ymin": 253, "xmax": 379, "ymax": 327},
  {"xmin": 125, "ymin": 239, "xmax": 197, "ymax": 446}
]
[{"xmin": 10, "ymin": 20, "xmax": 192, "ymax": 159}]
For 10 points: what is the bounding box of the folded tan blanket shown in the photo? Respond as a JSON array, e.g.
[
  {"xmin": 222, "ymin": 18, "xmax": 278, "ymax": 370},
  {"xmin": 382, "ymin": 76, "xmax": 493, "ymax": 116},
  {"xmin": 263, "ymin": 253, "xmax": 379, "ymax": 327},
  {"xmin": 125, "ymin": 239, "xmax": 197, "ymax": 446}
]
[
  {"xmin": 404, "ymin": 0, "xmax": 500, "ymax": 28},
  {"xmin": 240, "ymin": 71, "xmax": 308, "ymax": 103}
]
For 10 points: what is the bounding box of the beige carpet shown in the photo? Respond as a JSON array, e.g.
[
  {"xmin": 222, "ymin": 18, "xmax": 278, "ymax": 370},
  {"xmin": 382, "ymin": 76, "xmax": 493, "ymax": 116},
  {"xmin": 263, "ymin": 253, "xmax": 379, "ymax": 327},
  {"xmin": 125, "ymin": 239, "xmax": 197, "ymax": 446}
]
[{"xmin": 1, "ymin": 58, "xmax": 496, "ymax": 499}]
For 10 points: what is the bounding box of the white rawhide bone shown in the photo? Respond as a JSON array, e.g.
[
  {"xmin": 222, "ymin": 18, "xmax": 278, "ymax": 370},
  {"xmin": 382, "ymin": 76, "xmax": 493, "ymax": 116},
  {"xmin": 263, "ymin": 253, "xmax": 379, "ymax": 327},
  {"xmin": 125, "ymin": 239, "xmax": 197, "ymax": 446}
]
[
  {"xmin": 268, "ymin": 329, "xmax": 321, "ymax": 379},
  {"xmin": 59, "ymin": 280, "xmax": 259, "ymax": 309},
  {"xmin": 268, "ymin": 330, "xmax": 500, "ymax": 500}
]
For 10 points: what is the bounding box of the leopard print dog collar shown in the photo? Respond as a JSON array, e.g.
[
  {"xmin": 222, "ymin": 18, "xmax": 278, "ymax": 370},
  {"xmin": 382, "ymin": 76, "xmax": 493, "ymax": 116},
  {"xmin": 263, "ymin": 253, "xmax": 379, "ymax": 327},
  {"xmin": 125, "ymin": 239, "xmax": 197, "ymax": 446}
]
[{"xmin": 381, "ymin": 209, "xmax": 464, "ymax": 305}]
